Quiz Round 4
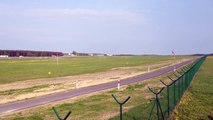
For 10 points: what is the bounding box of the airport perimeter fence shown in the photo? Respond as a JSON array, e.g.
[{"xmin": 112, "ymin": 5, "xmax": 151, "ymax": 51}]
[
  {"xmin": 52, "ymin": 56, "xmax": 206, "ymax": 120},
  {"xmin": 148, "ymin": 56, "xmax": 206, "ymax": 120}
]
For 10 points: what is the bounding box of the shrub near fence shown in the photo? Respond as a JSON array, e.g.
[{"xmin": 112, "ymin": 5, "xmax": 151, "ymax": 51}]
[{"xmin": 148, "ymin": 56, "xmax": 206, "ymax": 120}]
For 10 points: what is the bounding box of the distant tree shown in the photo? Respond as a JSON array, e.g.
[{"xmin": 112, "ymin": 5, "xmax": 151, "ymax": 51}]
[{"xmin": 72, "ymin": 51, "xmax": 78, "ymax": 55}]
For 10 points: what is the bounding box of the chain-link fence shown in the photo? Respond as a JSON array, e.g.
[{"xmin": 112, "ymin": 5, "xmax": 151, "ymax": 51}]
[
  {"xmin": 52, "ymin": 57, "xmax": 206, "ymax": 120},
  {"xmin": 148, "ymin": 56, "xmax": 206, "ymax": 120}
]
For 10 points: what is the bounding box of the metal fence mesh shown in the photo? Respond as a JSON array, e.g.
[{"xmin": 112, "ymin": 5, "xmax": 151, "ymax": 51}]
[{"xmin": 148, "ymin": 56, "xmax": 206, "ymax": 120}]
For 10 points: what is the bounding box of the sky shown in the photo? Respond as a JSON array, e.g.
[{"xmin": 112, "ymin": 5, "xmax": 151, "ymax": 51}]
[{"xmin": 0, "ymin": 0, "xmax": 212, "ymax": 55}]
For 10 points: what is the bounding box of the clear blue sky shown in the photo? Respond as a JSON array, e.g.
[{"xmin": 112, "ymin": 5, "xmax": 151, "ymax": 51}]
[{"xmin": 0, "ymin": 0, "xmax": 212, "ymax": 55}]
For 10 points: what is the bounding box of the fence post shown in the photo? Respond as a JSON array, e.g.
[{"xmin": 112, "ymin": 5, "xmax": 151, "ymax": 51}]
[
  {"xmin": 173, "ymin": 73, "xmax": 181, "ymax": 100},
  {"xmin": 183, "ymin": 69, "xmax": 187, "ymax": 93},
  {"xmin": 182, "ymin": 74, "xmax": 185, "ymax": 95},
  {"xmin": 187, "ymin": 71, "xmax": 190, "ymax": 87},
  {"xmin": 160, "ymin": 80, "xmax": 171, "ymax": 118},
  {"xmin": 177, "ymin": 71, "xmax": 185, "ymax": 95},
  {"xmin": 187, "ymin": 71, "xmax": 190, "ymax": 88},
  {"xmin": 148, "ymin": 87, "xmax": 165, "ymax": 120},
  {"xmin": 52, "ymin": 107, "xmax": 72, "ymax": 120},
  {"xmin": 177, "ymin": 73, "xmax": 184, "ymax": 97},
  {"xmin": 182, "ymin": 67, "xmax": 188, "ymax": 72},
  {"xmin": 112, "ymin": 94, "xmax": 131, "ymax": 120},
  {"xmin": 173, "ymin": 73, "xmax": 180, "ymax": 78},
  {"xmin": 148, "ymin": 99, "xmax": 156, "ymax": 120},
  {"xmin": 168, "ymin": 76, "xmax": 176, "ymax": 106}
]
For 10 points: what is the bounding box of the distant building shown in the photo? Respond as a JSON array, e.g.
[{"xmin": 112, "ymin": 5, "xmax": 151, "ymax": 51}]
[
  {"xmin": 71, "ymin": 51, "xmax": 90, "ymax": 56},
  {"xmin": 0, "ymin": 55, "xmax": 9, "ymax": 58},
  {"xmin": 106, "ymin": 54, "xmax": 112, "ymax": 56},
  {"xmin": 70, "ymin": 51, "xmax": 110, "ymax": 57}
]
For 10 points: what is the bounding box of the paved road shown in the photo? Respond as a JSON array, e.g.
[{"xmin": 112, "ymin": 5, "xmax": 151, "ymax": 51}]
[{"xmin": 0, "ymin": 58, "xmax": 198, "ymax": 115}]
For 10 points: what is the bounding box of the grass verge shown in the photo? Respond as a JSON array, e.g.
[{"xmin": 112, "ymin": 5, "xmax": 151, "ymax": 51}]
[
  {"xmin": 170, "ymin": 56, "xmax": 213, "ymax": 120},
  {"xmin": 0, "ymin": 85, "xmax": 50, "ymax": 96}
]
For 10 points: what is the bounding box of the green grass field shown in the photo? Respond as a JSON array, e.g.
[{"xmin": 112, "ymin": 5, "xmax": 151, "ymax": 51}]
[
  {"xmin": 171, "ymin": 56, "xmax": 213, "ymax": 120},
  {"xmin": 0, "ymin": 56, "xmax": 189, "ymax": 84}
]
